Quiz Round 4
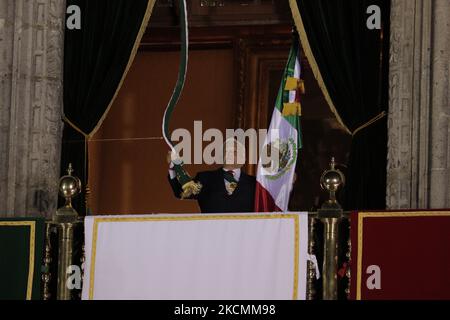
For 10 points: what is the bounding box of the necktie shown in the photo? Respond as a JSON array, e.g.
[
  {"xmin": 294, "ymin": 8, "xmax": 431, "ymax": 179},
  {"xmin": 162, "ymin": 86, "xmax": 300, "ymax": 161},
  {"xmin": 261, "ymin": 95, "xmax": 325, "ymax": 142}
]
[{"xmin": 224, "ymin": 170, "xmax": 238, "ymax": 183}]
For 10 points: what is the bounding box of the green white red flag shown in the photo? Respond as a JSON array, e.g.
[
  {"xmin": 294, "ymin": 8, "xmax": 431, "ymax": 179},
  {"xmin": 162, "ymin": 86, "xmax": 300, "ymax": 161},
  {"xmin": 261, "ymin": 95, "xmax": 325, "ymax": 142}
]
[{"xmin": 255, "ymin": 39, "xmax": 303, "ymax": 212}]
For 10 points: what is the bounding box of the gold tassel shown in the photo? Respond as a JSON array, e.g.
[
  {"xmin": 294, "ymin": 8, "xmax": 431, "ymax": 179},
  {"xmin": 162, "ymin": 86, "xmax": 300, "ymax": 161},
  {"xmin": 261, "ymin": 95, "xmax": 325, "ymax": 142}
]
[
  {"xmin": 181, "ymin": 180, "xmax": 203, "ymax": 199},
  {"xmin": 285, "ymin": 77, "xmax": 306, "ymax": 94},
  {"xmin": 282, "ymin": 102, "xmax": 302, "ymax": 116},
  {"xmin": 285, "ymin": 77, "xmax": 299, "ymax": 91}
]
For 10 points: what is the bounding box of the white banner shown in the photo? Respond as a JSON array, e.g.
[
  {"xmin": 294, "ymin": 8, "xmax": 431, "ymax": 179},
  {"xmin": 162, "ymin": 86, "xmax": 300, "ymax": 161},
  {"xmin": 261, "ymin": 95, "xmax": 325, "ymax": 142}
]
[{"xmin": 82, "ymin": 213, "xmax": 309, "ymax": 300}]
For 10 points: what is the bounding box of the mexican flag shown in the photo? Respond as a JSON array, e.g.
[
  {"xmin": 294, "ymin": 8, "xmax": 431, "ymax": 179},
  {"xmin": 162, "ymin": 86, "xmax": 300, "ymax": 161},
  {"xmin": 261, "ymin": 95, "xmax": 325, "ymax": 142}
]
[{"xmin": 254, "ymin": 39, "xmax": 303, "ymax": 212}]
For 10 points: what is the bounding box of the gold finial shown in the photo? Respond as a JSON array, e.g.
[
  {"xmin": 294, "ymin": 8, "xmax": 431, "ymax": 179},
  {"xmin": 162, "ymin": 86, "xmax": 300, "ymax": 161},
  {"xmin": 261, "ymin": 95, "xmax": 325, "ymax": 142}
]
[
  {"xmin": 54, "ymin": 163, "xmax": 82, "ymax": 222},
  {"xmin": 67, "ymin": 163, "xmax": 74, "ymax": 176},
  {"xmin": 330, "ymin": 157, "xmax": 336, "ymax": 170},
  {"xmin": 320, "ymin": 157, "xmax": 345, "ymax": 210}
]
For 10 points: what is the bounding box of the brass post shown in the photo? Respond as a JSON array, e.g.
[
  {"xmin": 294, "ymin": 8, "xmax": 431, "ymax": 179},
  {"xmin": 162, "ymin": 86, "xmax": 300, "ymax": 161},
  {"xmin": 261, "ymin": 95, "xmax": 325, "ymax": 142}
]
[
  {"xmin": 321, "ymin": 217, "xmax": 340, "ymax": 300},
  {"xmin": 53, "ymin": 164, "xmax": 84, "ymax": 300},
  {"xmin": 56, "ymin": 222, "xmax": 75, "ymax": 300},
  {"xmin": 318, "ymin": 157, "xmax": 345, "ymax": 300}
]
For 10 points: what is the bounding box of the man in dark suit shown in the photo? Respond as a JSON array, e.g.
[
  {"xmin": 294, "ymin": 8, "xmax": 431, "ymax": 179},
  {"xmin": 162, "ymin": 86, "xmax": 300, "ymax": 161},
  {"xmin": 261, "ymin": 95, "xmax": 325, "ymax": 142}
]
[{"xmin": 168, "ymin": 139, "xmax": 256, "ymax": 213}]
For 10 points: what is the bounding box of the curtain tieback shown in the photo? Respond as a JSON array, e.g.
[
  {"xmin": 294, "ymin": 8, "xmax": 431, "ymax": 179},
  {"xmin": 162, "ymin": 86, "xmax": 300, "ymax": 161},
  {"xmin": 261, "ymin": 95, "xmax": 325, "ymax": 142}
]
[{"xmin": 351, "ymin": 111, "xmax": 386, "ymax": 137}]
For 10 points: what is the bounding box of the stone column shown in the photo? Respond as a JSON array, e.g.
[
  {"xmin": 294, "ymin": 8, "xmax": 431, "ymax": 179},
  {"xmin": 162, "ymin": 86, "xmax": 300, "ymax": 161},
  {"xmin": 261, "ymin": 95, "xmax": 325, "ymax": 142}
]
[
  {"xmin": 387, "ymin": 0, "xmax": 450, "ymax": 209},
  {"xmin": 428, "ymin": 0, "xmax": 450, "ymax": 208},
  {"xmin": 0, "ymin": 0, "xmax": 66, "ymax": 218}
]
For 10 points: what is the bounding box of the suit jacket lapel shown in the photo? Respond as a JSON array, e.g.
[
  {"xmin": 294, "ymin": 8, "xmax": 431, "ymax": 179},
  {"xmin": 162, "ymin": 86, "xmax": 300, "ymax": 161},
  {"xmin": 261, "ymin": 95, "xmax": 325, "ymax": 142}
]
[{"xmin": 232, "ymin": 171, "xmax": 249, "ymax": 196}]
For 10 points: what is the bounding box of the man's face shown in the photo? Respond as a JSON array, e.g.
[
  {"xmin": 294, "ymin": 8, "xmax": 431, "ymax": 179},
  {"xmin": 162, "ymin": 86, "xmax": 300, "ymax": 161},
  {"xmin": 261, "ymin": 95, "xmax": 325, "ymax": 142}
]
[{"xmin": 224, "ymin": 140, "xmax": 245, "ymax": 169}]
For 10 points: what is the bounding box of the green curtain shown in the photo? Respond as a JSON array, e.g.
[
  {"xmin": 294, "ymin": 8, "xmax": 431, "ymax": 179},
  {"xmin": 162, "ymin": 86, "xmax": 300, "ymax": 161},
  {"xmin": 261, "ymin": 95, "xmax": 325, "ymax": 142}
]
[
  {"xmin": 61, "ymin": 0, "xmax": 153, "ymax": 214},
  {"xmin": 292, "ymin": 0, "xmax": 390, "ymax": 210},
  {"xmin": 0, "ymin": 218, "xmax": 45, "ymax": 300}
]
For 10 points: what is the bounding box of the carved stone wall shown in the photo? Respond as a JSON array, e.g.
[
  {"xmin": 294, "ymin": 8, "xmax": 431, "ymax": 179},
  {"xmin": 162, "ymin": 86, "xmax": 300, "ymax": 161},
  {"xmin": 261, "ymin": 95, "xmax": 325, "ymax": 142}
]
[
  {"xmin": 0, "ymin": 0, "xmax": 66, "ymax": 218},
  {"xmin": 387, "ymin": 0, "xmax": 450, "ymax": 209}
]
